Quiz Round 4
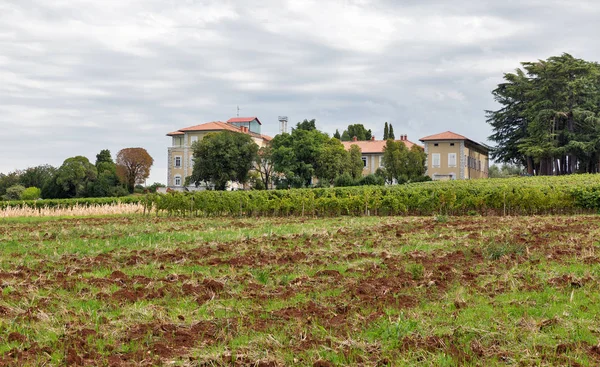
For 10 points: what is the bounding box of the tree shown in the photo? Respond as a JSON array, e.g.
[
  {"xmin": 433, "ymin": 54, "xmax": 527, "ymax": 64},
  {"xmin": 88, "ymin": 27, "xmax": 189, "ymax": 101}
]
[
  {"xmin": 381, "ymin": 141, "xmax": 426, "ymax": 184},
  {"xmin": 0, "ymin": 171, "xmax": 21, "ymax": 199},
  {"xmin": 189, "ymin": 131, "xmax": 258, "ymax": 190},
  {"xmin": 20, "ymin": 187, "xmax": 41, "ymax": 200},
  {"xmin": 255, "ymin": 146, "xmax": 274, "ymax": 189},
  {"xmin": 271, "ymin": 126, "xmax": 330, "ymax": 188},
  {"xmin": 381, "ymin": 140, "xmax": 410, "ymax": 183},
  {"xmin": 340, "ymin": 124, "xmax": 372, "ymax": 141},
  {"xmin": 383, "ymin": 122, "xmax": 389, "ymax": 140},
  {"xmin": 315, "ymin": 138, "xmax": 349, "ymax": 185},
  {"xmin": 90, "ymin": 149, "xmax": 120, "ymax": 197},
  {"xmin": 348, "ymin": 144, "xmax": 364, "ymax": 179},
  {"xmin": 406, "ymin": 145, "xmax": 427, "ymax": 179},
  {"xmin": 2, "ymin": 185, "xmax": 25, "ymax": 200},
  {"xmin": 19, "ymin": 165, "xmax": 56, "ymax": 190},
  {"xmin": 388, "ymin": 124, "xmax": 395, "ymax": 140},
  {"xmin": 487, "ymin": 53, "xmax": 600, "ymax": 175},
  {"xmin": 116, "ymin": 148, "xmax": 154, "ymax": 193},
  {"xmin": 489, "ymin": 164, "xmax": 523, "ymax": 178},
  {"xmin": 295, "ymin": 119, "xmax": 317, "ymax": 131},
  {"xmin": 333, "ymin": 129, "xmax": 341, "ymax": 140},
  {"xmin": 55, "ymin": 156, "xmax": 98, "ymax": 197}
]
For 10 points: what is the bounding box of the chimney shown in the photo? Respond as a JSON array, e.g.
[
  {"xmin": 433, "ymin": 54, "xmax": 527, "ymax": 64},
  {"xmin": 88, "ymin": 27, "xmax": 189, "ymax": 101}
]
[
  {"xmin": 371, "ymin": 136, "xmax": 375, "ymax": 141},
  {"xmin": 352, "ymin": 136, "xmax": 358, "ymax": 142}
]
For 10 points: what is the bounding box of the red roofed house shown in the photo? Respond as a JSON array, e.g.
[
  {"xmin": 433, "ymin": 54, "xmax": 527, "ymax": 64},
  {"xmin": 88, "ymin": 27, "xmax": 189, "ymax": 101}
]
[
  {"xmin": 341, "ymin": 135, "xmax": 420, "ymax": 176},
  {"xmin": 419, "ymin": 131, "xmax": 489, "ymax": 180},
  {"xmin": 166, "ymin": 117, "xmax": 271, "ymax": 190}
]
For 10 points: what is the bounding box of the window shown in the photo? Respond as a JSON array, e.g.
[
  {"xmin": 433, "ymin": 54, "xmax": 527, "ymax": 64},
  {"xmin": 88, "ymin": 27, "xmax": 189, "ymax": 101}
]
[
  {"xmin": 361, "ymin": 157, "xmax": 367, "ymax": 167},
  {"xmin": 448, "ymin": 153, "xmax": 456, "ymax": 167},
  {"xmin": 450, "ymin": 143, "xmax": 455, "ymax": 146},
  {"xmin": 432, "ymin": 153, "xmax": 440, "ymax": 168},
  {"xmin": 191, "ymin": 136, "xmax": 198, "ymax": 145},
  {"xmin": 434, "ymin": 143, "xmax": 439, "ymax": 147},
  {"xmin": 478, "ymin": 160, "xmax": 481, "ymax": 171},
  {"xmin": 190, "ymin": 156, "xmax": 195, "ymax": 167},
  {"xmin": 174, "ymin": 175, "xmax": 182, "ymax": 186},
  {"xmin": 174, "ymin": 156, "xmax": 181, "ymax": 167}
]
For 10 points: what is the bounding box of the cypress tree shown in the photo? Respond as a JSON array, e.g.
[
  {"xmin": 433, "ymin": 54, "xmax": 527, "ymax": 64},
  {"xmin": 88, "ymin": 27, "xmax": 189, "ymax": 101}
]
[{"xmin": 383, "ymin": 122, "xmax": 389, "ymax": 140}]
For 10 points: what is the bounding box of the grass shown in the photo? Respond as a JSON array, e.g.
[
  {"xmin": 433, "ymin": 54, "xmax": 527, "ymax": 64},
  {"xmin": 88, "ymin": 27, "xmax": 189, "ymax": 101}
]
[{"xmin": 0, "ymin": 214, "xmax": 599, "ymax": 366}]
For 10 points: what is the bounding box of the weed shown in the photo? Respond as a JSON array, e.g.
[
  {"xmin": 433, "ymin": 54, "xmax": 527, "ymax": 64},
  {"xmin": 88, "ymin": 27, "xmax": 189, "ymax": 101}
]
[
  {"xmin": 482, "ymin": 241, "xmax": 525, "ymax": 260},
  {"xmin": 406, "ymin": 263, "xmax": 425, "ymax": 280}
]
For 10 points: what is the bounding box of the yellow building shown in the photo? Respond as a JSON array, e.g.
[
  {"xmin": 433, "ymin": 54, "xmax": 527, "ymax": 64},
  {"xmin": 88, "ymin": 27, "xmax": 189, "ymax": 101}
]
[
  {"xmin": 419, "ymin": 131, "xmax": 489, "ymax": 180},
  {"xmin": 341, "ymin": 135, "xmax": 419, "ymax": 176},
  {"xmin": 166, "ymin": 117, "xmax": 271, "ymax": 189}
]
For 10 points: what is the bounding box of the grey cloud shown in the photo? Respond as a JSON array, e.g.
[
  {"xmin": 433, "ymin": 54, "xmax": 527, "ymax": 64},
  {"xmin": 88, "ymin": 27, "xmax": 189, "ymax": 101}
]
[{"xmin": 2, "ymin": 0, "xmax": 600, "ymax": 182}]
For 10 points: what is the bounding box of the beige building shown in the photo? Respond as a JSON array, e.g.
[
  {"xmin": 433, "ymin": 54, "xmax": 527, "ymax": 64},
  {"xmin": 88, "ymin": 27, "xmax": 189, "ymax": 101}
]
[
  {"xmin": 166, "ymin": 117, "xmax": 272, "ymax": 190},
  {"xmin": 341, "ymin": 135, "xmax": 419, "ymax": 176},
  {"xmin": 419, "ymin": 131, "xmax": 489, "ymax": 180}
]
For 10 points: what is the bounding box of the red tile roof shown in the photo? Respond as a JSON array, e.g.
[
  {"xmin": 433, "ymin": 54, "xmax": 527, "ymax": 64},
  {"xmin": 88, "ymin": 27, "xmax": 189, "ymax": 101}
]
[
  {"xmin": 166, "ymin": 121, "xmax": 272, "ymax": 141},
  {"xmin": 341, "ymin": 139, "xmax": 420, "ymax": 154},
  {"xmin": 419, "ymin": 131, "xmax": 489, "ymax": 152},
  {"xmin": 227, "ymin": 117, "xmax": 262, "ymax": 125},
  {"xmin": 419, "ymin": 131, "xmax": 468, "ymax": 141}
]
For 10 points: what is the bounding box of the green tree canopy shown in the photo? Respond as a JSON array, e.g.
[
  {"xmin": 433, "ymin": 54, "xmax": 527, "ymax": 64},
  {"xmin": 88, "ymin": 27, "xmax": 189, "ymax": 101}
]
[
  {"xmin": 294, "ymin": 119, "xmax": 317, "ymax": 131},
  {"xmin": 18, "ymin": 165, "xmax": 56, "ymax": 190},
  {"xmin": 348, "ymin": 144, "xmax": 364, "ymax": 179},
  {"xmin": 55, "ymin": 156, "xmax": 98, "ymax": 198},
  {"xmin": 271, "ymin": 126, "xmax": 331, "ymax": 187},
  {"xmin": 381, "ymin": 141, "xmax": 426, "ymax": 184},
  {"xmin": 383, "ymin": 122, "xmax": 389, "ymax": 140},
  {"xmin": 333, "ymin": 129, "xmax": 341, "ymax": 140},
  {"xmin": 340, "ymin": 124, "xmax": 372, "ymax": 141},
  {"xmin": 487, "ymin": 53, "xmax": 600, "ymax": 175},
  {"xmin": 190, "ymin": 131, "xmax": 259, "ymax": 190},
  {"xmin": 315, "ymin": 138, "xmax": 350, "ymax": 185}
]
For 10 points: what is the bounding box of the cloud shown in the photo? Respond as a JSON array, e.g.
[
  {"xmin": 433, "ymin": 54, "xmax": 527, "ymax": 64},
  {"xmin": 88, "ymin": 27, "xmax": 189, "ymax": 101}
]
[{"xmin": 1, "ymin": 0, "xmax": 600, "ymax": 182}]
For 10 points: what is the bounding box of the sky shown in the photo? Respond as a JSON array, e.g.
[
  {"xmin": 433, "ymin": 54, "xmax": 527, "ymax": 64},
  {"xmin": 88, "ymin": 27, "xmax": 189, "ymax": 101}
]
[{"xmin": 1, "ymin": 0, "xmax": 600, "ymax": 184}]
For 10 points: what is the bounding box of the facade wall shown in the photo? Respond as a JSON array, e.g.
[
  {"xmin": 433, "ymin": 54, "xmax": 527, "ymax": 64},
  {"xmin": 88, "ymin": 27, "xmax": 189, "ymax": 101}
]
[
  {"xmin": 167, "ymin": 130, "xmax": 269, "ymax": 189},
  {"xmin": 424, "ymin": 140, "xmax": 488, "ymax": 180},
  {"xmin": 361, "ymin": 154, "xmax": 384, "ymax": 175}
]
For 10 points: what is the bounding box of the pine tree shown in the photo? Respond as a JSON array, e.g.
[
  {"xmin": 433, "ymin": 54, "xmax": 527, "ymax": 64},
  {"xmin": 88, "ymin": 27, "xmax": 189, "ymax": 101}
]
[
  {"xmin": 333, "ymin": 129, "xmax": 341, "ymax": 140},
  {"xmin": 383, "ymin": 122, "xmax": 389, "ymax": 140},
  {"xmin": 388, "ymin": 124, "xmax": 395, "ymax": 140}
]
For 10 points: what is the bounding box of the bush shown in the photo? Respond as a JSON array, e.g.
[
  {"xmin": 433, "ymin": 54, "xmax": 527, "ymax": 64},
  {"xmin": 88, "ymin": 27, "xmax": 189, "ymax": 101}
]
[
  {"xmin": 20, "ymin": 187, "xmax": 41, "ymax": 200},
  {"xmin": 2, "ymin": 185, "xmax": 25, "ymax": 201},
  {"xmin": 334, "ymin": 173, "xmax": 358, "ymax": 187},
  {"xmin": 359, "ymin": 174, "xmax": 385, "ymax": 186}
]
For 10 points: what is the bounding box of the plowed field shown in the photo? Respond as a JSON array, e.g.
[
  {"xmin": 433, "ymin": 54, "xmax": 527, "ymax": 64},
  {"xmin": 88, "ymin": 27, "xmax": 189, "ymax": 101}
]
[{"xmin": 1, "ymin": 215, "xmax": 599, "ymax": 366}]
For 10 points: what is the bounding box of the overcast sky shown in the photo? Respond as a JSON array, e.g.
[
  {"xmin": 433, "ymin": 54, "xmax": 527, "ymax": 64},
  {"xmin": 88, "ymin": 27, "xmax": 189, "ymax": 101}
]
[{"xmin": 1, "ymin": 0, "xmax": 599, "ymax": 184}]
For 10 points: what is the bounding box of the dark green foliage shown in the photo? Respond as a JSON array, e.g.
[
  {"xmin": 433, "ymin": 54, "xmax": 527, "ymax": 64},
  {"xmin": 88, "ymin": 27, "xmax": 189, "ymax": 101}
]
[
  {"xmin": 388, "ymin": 124, "xmax": 395, "ymax": 140},
  {"xmin": 487, "ymin": 53, "xmax": 600, "ymax": 175},
  {"xmin": 341, "ymin": 124, "xmax": 372, "ymax": 141},
  {"xmin": 270, "ymin": 126, "xmax": 331, "ymax": 188},
  {"xmin": 55, "ymin": 156, "xmax": 98, "ymax": 198},
  {"xmin": 333, "ymin": 129, "xmax": 341, "ymax": 140},
  {"xmin": 348, "ymin": 144, "xmax": 364, "ymax": 179},
  {"xmin": 0, "ymin": 172, "xmax": 20, "ymax": 199},
  {"xmin": 381, "ymin": 141, "xmax": 426, "ymax": 183},
  {"xmin": 18, "ymin": 165, "xmax": 56, "ymax": 190},
  {"xmin": 334, "ymin": 173, "xmax": 357, "ymax": 187},
  {"xmin": 147, "ymin": 182, "xmax": 166, "ymax": 193},
  {"xmin": 190, "ymin": 131, "xmax": 259, "ymax": 190},
  {"xmin": 294, "ymin": 119, "xmax": 317, "ymax": 131},
  {"xmin": 2, "ymin": 185, "xmax": 25, "ymax": 200},
  {"xmin": 383, "ymin": 122, "xmax": 389, "ymax": 140},
  {"xmin": 358, "ymin": 174, "xmax": 385, "ymax": 186}
]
